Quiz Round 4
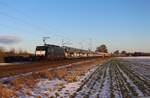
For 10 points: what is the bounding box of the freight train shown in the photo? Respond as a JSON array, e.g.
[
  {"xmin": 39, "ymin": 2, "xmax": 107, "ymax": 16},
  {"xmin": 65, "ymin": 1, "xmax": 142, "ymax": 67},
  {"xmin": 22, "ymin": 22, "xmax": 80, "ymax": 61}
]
[
  {"xmin": 35, "ymin": 44, "xmax": 103, "ymax": 60},
  {"xmin": 4, "ymin": 44, "xmax": 110, "ymax": 62}
]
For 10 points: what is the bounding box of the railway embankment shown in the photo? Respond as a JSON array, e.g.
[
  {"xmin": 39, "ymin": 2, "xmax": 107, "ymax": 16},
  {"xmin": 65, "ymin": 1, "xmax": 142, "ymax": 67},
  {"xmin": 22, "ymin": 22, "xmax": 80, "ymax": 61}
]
[
  {"xmin": 0, "ymin": 57, "xmax": 108, "ymax": 97},
  {"xmin": 0, "ymin": 57, "xmax": 106, "ymax": 78}
]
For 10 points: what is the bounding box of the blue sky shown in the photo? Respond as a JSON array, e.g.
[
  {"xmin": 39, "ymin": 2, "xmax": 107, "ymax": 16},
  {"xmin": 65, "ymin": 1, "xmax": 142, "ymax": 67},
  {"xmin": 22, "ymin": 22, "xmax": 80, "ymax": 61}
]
[{"xmin": 0, "ymin": 0, "xmax": 150, "ymax": 53}]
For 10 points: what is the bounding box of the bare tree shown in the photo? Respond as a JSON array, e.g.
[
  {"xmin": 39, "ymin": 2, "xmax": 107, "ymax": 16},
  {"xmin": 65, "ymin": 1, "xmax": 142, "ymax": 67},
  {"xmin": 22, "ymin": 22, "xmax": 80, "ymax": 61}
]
[
  {"xmin": 121, "ymin": 50, "xmax": 127, "ymax": 54},
  {"xmin": 0, "ymin": 47, "xmax": 5, "ymax": 62},
  {"xmin": 96, "ymin": 44, "xmax": 108, "ymax": 53},
  {"xmin": 9, "ymin": 48, "xmax": 16, "ymax": 55},
  {"xmin": 114, "ymin": 50, "xmax": 120, "ymax": 54},
  {"xmin": 0, "ymin": 47, "xmax": 5, "ymax": 53}
]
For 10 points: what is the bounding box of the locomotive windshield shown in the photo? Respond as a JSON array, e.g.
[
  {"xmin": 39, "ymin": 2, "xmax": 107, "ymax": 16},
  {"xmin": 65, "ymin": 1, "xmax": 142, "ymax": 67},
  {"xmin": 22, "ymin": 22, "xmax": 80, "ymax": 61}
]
[
  {"xmin": 36, "ymin": 46, "xmax": 46, "ymax": 50},
  {"xmin": 35, "ymin": 46, "xmax": 46, "ymax": 56}
]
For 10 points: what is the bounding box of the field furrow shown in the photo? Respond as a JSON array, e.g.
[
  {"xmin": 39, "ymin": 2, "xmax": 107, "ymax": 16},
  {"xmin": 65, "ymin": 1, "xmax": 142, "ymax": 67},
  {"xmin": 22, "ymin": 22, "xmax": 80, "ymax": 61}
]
[{"xmin": 74, "ymin": 58, "xmax": 150, "ymax": 98}]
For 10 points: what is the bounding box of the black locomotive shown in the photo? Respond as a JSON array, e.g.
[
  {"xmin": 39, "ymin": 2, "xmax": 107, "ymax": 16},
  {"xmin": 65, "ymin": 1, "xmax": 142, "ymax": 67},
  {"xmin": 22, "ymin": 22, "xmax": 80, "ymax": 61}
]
[{"xmin": 35, "ymin": 44, "xmax": 65, "ymax": 60}]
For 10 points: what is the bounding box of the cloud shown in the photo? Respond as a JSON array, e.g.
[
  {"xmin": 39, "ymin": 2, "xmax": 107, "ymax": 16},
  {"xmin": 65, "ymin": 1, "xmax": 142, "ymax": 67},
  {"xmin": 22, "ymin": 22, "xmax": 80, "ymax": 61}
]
[{"xmin": 0, "ymin": 35, "xmax": 21, "ymax": 44}]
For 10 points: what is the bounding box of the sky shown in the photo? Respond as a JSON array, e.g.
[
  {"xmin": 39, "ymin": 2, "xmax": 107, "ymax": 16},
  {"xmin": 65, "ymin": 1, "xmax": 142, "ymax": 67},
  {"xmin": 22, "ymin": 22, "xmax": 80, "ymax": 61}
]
[{"xmin": 0, "ymin": 0, "xmax": 150, "ymax": 53}]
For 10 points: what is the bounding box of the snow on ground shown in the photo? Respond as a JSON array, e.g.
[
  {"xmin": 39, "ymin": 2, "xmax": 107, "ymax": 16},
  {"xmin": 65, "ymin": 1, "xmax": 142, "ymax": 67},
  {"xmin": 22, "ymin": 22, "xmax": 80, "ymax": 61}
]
[
  {"xmin": 1, "ymin": 58, "xmax": 150, "ymax": 98},
  {"xmin": 26, "ymin": 64, "xmax": 98, "ymax": 98},
  {"xmin": 74, "ymin": 62, "xmax": 110, "ymax": 98},
  {"xmin": 117, "ymin": 64, "xmax": 144, "ymax": 96},
  {"xmin": 118, "ymin": 56, "xmax": 150, "ymax": 59},
  {"xmin": 119, "ymin": 57, "xmax": 150, "ymax": 80},
  {"xmin": 0, "ymin": 60, "xmax": 99, "ymax": 98},
  {"xmin": 99, "ymin": 65, "xmax": 110, "ymax": 98},
  {"xmin": 74, "ymin": 58, "xmax": 150, "ymax": 98}
]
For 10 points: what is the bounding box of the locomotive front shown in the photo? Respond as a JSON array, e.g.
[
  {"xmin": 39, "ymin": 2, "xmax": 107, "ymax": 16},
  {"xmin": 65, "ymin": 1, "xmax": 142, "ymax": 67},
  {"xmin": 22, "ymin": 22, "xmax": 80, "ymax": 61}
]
[{"xmin": 35, "ymin": 46, "xmax": 47, "ymax": 57}]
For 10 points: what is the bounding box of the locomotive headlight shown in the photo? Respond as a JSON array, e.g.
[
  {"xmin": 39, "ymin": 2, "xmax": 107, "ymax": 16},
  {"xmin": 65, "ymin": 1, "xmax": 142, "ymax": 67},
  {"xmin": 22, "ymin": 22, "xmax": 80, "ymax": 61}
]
[{"xmin": 35, "ymin": 51, "xmax": 46, "ymax": 56}]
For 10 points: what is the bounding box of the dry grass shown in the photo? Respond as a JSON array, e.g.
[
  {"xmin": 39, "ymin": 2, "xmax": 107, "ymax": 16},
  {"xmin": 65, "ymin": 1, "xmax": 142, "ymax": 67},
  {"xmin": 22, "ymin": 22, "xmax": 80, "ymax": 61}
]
[
  {"xmin": 0, "ymin": 84, "xmax": 17, "ymax": 98},
  {"xmin": 25, "ymin": 76, "xmax": 37, "ymax": 88},
  {"xmin": 36, "ymin": 96, "xmax": 42, "ymax": 98},
  {"xmin": 11, "ymin": 77, "xmax": 25, "ymax": 90},
  {"xmin": 31, "ymin": 70, "xmax": 56, "ymax": 80},
  {"xmin": 55, "ymin": 68, "xmax": 68, "ymax": 79},
  {"xmin": 24, "ymin": 89, "xmax": 32, "ymax": 96},
  {"xmin": 0, "ymin": 58, "xmax": 107, "ymax": 97},
  {"xmin": 11, "ymin": 75, "xmax": 38, "ymax": 91},
  {"xmin": 66, "ymin": 75, "xmax": 77, "ymax": 83}
]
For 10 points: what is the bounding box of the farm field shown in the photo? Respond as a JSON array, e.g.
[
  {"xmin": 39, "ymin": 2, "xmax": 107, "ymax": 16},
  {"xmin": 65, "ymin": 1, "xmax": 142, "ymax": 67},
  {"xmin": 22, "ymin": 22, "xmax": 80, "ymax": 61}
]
[
  {"xmin": 0, "ymin": 57, "xmax": 150, "ymax": 98},
  {"xmin": 75, "ymin": 57, "xmax": 150, "ymax": 98}
]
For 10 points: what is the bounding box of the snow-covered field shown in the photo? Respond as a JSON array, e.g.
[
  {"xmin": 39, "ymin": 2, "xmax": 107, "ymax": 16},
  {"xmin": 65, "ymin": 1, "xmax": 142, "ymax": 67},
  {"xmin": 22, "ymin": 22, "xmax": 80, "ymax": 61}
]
[
  {"xmin": 0, "ymin": 57, "xmax": 150, "ymax": 98},
  {"xmin": 119, "ymin": 57, "xmax": 150, "ymax": 80},
  {"xmin": 74, "ymin": 57, "xmax": 150, "ymax": 98}
]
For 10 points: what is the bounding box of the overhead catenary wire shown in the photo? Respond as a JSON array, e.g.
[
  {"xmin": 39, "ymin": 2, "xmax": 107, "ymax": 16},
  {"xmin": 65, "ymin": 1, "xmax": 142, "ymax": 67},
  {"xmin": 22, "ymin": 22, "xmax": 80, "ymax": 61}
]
[
  {"xmin": 0, "ymin": 11, "xmax": 72, "ymax": 44},
  {"xmin": 0, "ymin": 23, "xmax": 36, "ymax": 35},
  {"xmin": 0, "ymin": 1, "xmax": 72, "ymax": 43},
  {"xmin": 0, "ymin": 11, "xmax": 50, "ymax": 34}
]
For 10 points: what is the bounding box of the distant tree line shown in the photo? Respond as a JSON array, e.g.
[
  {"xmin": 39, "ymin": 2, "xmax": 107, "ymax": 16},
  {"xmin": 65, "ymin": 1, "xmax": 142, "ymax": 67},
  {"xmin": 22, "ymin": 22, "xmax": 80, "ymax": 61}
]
[
  {"xmin": 95, "ymin": 44, "xmax": 150, "ymax": 57},
  {"xmin": 0, "ymin": 47, "xmax": 32, "ymax": 62},
  {"xmin": 113, "ymin": 50, "xmax": 128, "ymax": 56},
  {"xmin": 113, "ymin": 50, "xmax": 150, "ymax": 57},
  {"xmin": 129, "ymin": 52, "xmax": 150, "ymax": 56}
]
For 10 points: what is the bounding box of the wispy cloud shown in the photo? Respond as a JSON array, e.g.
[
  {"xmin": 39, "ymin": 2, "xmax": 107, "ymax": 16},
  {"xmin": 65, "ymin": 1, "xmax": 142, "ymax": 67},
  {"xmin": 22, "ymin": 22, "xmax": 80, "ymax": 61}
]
[{"xmin": 0, "ymin": 35, "xmax": 21, "ymax": 44}]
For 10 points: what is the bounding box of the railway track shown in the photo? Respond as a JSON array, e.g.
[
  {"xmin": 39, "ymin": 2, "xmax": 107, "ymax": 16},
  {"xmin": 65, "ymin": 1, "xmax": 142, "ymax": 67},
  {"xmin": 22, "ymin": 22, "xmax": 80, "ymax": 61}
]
[{"xmin": 0, "ymin": 57, "xmax": 104, "ymax": 78}]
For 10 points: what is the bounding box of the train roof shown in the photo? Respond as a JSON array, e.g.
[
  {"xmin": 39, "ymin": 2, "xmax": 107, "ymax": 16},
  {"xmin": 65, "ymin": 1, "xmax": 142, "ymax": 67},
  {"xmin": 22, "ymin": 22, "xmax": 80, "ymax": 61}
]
[
  {"xmin": 45, "ymin": 44, "xmax": 60, "ymax": 47},
  {"xmin": 36, "ymin": 44, "xmax": 62, "ymax": 50},
  {"xmin": 36, "ymin": 44, "xmax": 61, "ymax": 48},
  {"xmin": 36, "ymin": 45, "xmax": 96, "ymax": 53},
  {"xmin": 62, "ymin": 46, "xmax": 89, "ymax": 53}
]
